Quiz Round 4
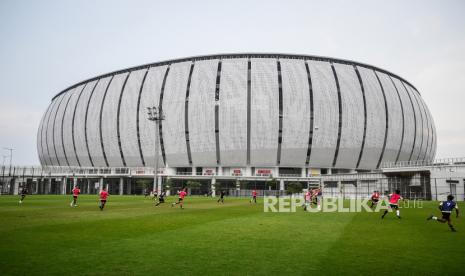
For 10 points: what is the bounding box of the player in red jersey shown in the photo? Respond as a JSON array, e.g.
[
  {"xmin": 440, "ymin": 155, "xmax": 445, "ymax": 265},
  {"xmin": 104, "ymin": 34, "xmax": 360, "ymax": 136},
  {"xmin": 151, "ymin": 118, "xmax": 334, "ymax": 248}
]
[
  {"xmin": 311, "ymin": 188, "xmax": 319, "ymax": 207},
  {"xmin": 70, "ymin": 185, "xmax": 80, "ymax": 207},
  {"xmin": 370, "ymin": 190, "xmax": 380, "ymax": 208},
  {"xmin": 381, "ymin": 189, "xmax": 403, "ymax": 219},
  {"xmin": 99, "ymin": 187, "xmax": 109, "ymax": 211},
  {"xmin": 303, "ymin": 190, "xmax": 312, "ymax": 211},
  {"xmin": 250, "ymin": 190, "xmax": 257, "ymax": 204},
  {"xmin": 172, "ymin": 188, "xmax": 187, "ymax": 209}
]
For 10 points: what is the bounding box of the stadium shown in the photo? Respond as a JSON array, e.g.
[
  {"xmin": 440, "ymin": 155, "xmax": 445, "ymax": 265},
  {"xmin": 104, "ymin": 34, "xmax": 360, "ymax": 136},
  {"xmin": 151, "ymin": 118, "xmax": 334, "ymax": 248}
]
[
  {"xmin": 3, "ymin": 54, "xmax": 465, "ymax": 275},
  {"xmin": 37, "ymin": 53, "xmax": 436, "ymax": 174}
]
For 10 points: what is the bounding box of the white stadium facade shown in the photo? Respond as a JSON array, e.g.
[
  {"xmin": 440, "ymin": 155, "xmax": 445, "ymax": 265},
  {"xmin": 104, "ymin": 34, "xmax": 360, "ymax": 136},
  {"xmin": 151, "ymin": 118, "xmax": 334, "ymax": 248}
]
[
  {"xmin": 37, "ymin": 53, "xmax": 436, "ymax": 172},
  {"xmin": 5, "ymin": 53, "xmax": 462, "ymax": 200}
]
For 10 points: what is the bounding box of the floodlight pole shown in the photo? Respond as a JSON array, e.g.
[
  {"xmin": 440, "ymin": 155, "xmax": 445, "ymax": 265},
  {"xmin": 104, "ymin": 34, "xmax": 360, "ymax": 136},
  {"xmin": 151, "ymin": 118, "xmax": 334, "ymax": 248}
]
[{"xmin": 147, "ymin": 107, "xmax": 165, "ymax": 193}]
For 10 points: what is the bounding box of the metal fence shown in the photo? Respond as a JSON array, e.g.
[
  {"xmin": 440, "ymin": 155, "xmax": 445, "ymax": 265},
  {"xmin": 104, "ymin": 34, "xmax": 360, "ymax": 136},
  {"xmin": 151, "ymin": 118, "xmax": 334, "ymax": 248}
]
[{"xmin": 1, "ymin": 175, "xmax": 464, "ymax": 201}]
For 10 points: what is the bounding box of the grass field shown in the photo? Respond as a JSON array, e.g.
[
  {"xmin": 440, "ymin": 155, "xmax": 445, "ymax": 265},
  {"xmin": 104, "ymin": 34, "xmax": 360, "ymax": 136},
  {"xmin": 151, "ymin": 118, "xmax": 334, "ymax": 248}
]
[{"xmin": 0, "ymin": 195, "xmax": 464, "ymax": 275}]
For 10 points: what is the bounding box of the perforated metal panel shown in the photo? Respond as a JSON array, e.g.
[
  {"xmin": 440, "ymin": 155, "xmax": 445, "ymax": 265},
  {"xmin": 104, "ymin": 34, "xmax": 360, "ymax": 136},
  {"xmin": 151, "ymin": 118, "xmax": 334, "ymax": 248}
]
[
  {"xmin": 307, "ymin": 60, "xmax": 339, "ymax": 167},
  {"xmin": 54, "ymin": 88, "xmax": 77, "ymax": 166},
  {"xmin": 48, "ymin": 95, "xmax": 66, "ymax": 166},
  {"xmin": 162, "ymin": 61, "xmax": 191, "ymax": 167},
  {"xmin": 430, "ymin": 110, "xmax": 437, "ymax": 160},
  {"xmin": 188, "ymin": 60, "xmax": 218, "ymax": 166},
  {"xmin": 421, "ymin": 100, "xmax": 435, "ymax": 161},
  {"xmin": 46, "ymin": 97, "xmax": 63, "ymax": 165},
  {"xmin": 87, "ymin": 77, "xmax": 112, "ymax": 166},
  {"xmin": 73, "ymin": 80, "xmax": 97, "ymax": 167},
  {"xmin": 391, "ymin": 77, "xmax": 414, "ymax": 162},
  {"xmin": 376, "ymin": 72, "xmax": 402, "ymax": 164},
  {"xmin": 333, "ymin": 63, "xmax": 364, "ymax": 168},
  {"xmin": 37, "ymin": 102, "xmax": 50, "ymax": 166},
  {"xmin": 53, "ymin": 90, "xmax": 74, "ymax": 166},
  {"xmin": 408, "ymin": 86, "xmax": 428, "ymax": 161},
  {"xmin": 356, "ymin": 67, "xmax": 386, "ymax": 169},
  {"xmin": 63, "ymin": 85, "xmax": 85, "ymax": 166},
  {"xmin": 139, "ymin": 66, "xmax": 167, "ymax": 167},
  {"xmin": 119, "ymin": 69, "xmax": 147, "ymax": 167},
  {"xmin": 40, "ymin": 99, "xmax": 56, "ymax": 166},
  {"xmin": 101, "ymin": 73, "xmax": 129, "ymax": 166},
  {"xmin": 403, "ymin": 83, "xmax": 423, "ymax": 161},
  {"xmin": 218, "ymin": 58, "xmax": 248, "ymax": 166},
  {"xmin": 250, "ymin": 58, "xmax": 279, "ymax": 166},
  {"xmin": 279, "ymin": 59, "xmax": 310, "ymax": 166},
  {"xmin": 422, "ymin": 100, "xmax": 433, "ymax": 161}
]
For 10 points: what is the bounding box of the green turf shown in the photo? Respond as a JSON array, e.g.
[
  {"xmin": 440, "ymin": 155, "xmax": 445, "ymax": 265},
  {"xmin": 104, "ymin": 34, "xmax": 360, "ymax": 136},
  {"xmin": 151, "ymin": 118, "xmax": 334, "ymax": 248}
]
[{"xmin": 0, "ymin": 195, "xmax": 464, "ymax": 275}]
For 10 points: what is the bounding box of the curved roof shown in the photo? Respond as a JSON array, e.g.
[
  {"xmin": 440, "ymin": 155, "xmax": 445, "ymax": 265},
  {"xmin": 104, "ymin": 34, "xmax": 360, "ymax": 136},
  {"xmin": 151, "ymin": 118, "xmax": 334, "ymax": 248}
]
[{"xmin": 52, "ymin": 53, "xmax": 418, "ymax": 100}]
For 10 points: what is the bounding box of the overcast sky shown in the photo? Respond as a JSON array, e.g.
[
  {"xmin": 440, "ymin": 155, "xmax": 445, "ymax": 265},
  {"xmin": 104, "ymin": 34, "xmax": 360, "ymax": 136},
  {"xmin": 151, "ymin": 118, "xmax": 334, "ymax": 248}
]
[{"xmin": 0, "ymin": 0, "xmax": 464, "ymax": 165}]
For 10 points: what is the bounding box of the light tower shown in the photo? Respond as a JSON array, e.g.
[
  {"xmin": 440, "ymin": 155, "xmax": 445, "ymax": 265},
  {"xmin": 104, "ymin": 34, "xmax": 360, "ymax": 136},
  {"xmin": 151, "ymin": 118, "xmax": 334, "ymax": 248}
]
[{"xmin": 147, "ymin": 107, "xmax": 165, "ymax": 193}]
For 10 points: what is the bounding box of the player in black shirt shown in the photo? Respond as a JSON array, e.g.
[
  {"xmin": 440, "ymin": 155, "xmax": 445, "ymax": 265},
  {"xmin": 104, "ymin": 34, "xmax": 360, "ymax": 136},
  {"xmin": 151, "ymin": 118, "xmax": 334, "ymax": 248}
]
[
  {"xmin": 217, "ymin": 190, "xmax": 225, "ymax": 204},
  {"xmin": 19, "ymin": 187, "xmax": 28, "ymax": 204},
  {"xmin": 427, "ymin": 195, "xmax": 459, "ymax": 232},
  {"xmin": 155, "ymin": 191, "xmax": 166, "ymax": 206}
]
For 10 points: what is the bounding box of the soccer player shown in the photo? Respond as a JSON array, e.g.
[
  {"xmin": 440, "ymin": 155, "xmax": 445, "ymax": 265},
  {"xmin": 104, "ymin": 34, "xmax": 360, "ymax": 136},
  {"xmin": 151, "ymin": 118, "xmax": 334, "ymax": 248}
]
[
  {"xmin": 19, "ymin": 186, "xmax": 28, "ymax": 204},
  {"xmin": 370, "ymin": 190, "xmax": 380, "ymax": 208},
  {"xmin": 99, "ymin": 187, "xmax": 109, "ymax": 211},
  {"xmin": 144, "ymin": 189, "xmax": 150, "ymax": 198},
  {"xmin": 427, "ymin": 195, "xmax": 459, "ymax": 232},
  {"xmin": 311, "ymin": 188, "xmax": 319, "ymax": 207},
  {"xmin": 250, "ymin": 190, "xmax": 257, "ymax": 204},
  {"xmin": 303, "ymin": 190, "xmax": 311, "ymax": 211},
  {"xmin": 217, "ymin": 190, "xmax": 225, "ymax": 204},
  {"xmin": 70, "ymin": 185, "xmax": 80, "ymax": 207},
  {"xmin": 381, "ymin": 189, "xmax": 403, "ymax": 219},
  {"xmin": 155, "ymin": 191, "xmax": 166, "ymax": 206},
  {"xmin": 172, "ymin": 188, "xmax": 187, "ymax": 209}
]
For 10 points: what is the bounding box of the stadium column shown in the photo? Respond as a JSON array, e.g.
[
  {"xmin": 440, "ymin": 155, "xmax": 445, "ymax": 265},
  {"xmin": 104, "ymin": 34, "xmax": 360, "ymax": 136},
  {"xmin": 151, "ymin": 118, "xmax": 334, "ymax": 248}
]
[
  {"xmin": 126, "ymin": 180, "xmax": 131, "ymax": 195},
  {"xmin": 280, "ymin": 179, "xmax": 284, "ymax": 191},
  {"xmin": 211, "ymin": 177, "xmax": 216, "ymax": 197},
  {"xmin": 47, "ymin": 177, "xmax": 51, "ymax": 194},
  {"xmin": 13, "ymin": 178, "xmax": 18, "ymax": 195},
  {"xmin": 119, "ymin": 178, "xmax": 124, "ymax": 195},
  {"xmin": 73, "ymin": 177, "xmax": 77, "ymax": 189},
  {"xmin": 157, "ymin": 176, "xmax": 162, "ymax": 195},
  {"xmin": 99, "ymin": 177, "xmax": 103, "ymax": 192},
  {"xmin": 62, "ymin": 177, "xmax": 66, "ymax": 195},
  {"xmin": 301, "ymin": 167, "xmax": 306, "ymax": 178}
]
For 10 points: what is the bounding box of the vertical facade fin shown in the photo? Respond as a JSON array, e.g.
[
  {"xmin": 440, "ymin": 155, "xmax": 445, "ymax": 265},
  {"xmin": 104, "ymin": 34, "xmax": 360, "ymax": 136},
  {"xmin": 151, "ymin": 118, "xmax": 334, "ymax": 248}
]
[
  {"xmin": 44, "ymin": 100, "xmax": 59, "ymax": 166},
  {"xmin": 354, "ymin": 66, "xmax": 367, "ymax": 169},
  {"xmin": 61, "ymin": 92, "xmax": 74, "ymax": 167},
  {"xmin": 214, "ymin": 60, "xmax": 222, "ymax": 165},
  {"xmin": 116, "ymin": 73, "xmax": 132, "ymax": 167},
  {"xmin": 159, "ymin": 66, "xmax": 171, "ymax": 165},
  {"xmin": 399, "ymin": 81, "xmax": 417, "ymax": 162},
  {"xmin": 99, "ymin": 76, "xmax": 115, "ymax": 167},
  {"xmin": 84, "ymin": 80, "xmax": 100, "ymax": 167},
  {"xmin": 304, "ymin": 61, "xmax": 314, "ymax": 165},
  {"xmin": 51, "ymin": 95, "xmax": 67, "ymax": 166},
  {"xmin": 184, "ymin": 62, "xmax": 195, "ymax": 166},
  {"xmin": 136, "ymin": 68, "xmax": 150, "ymax": 167},
  {"xmin": 276, "ymin": 60, "xmax": 283, "ymax": 165},
  {"xmin": 374, "ymin": 71, "xmax": 389, "ymax": 169},
  {"xmin": 246, "ymin": 59, "xmax": 252, "ymax": 165},
  {"xmin": 414, "ymin": 88, "xmax": 431, "ymax": 161},
  {"xmin": 71, "ymin": 84, "xmax": 88, "ymax": 167},
  {"xmin": 330, "ymin": 63, "xmax": 343, "ymax": 167},
  {"xmin": 389, "ymin": 76, "xmax": 405, "ymax": 163}
]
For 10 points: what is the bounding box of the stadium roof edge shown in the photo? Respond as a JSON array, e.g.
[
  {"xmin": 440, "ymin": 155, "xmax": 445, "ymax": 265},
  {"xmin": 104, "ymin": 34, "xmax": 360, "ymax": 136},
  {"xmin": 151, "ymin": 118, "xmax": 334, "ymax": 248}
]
[{"xmin": 51, "ymin": 52, "xmax": 419, "ymax": 101}]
